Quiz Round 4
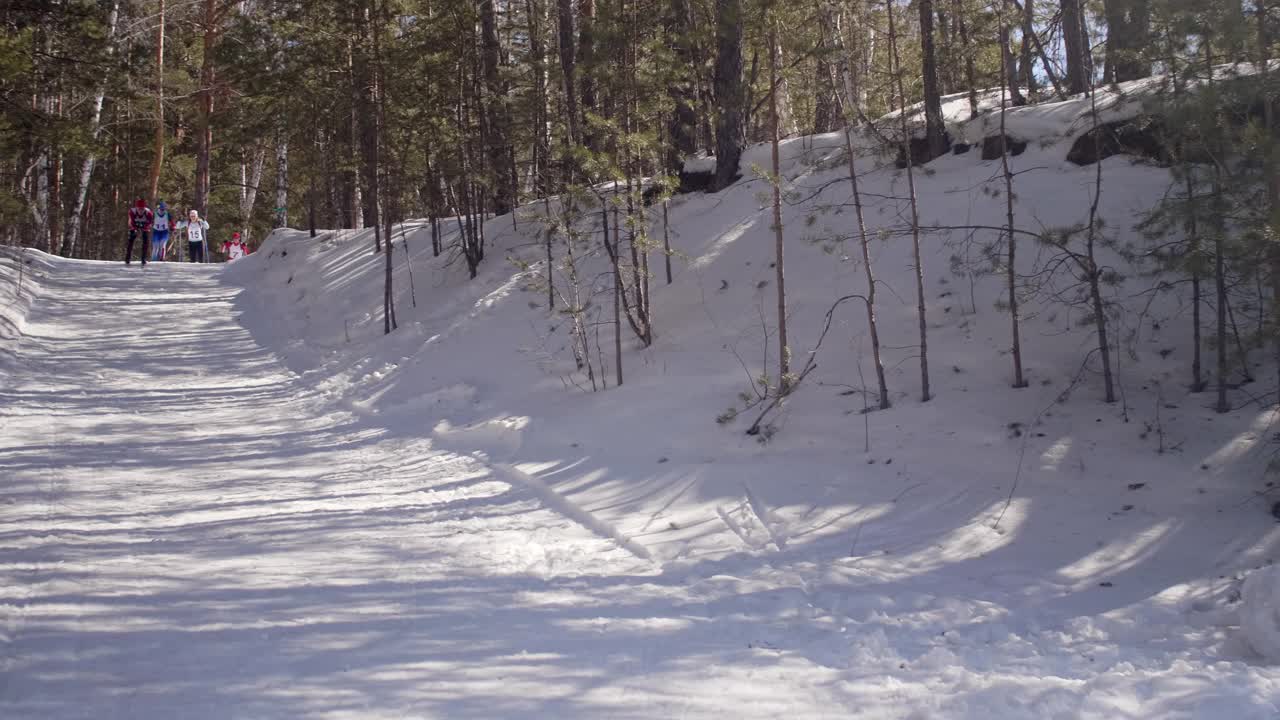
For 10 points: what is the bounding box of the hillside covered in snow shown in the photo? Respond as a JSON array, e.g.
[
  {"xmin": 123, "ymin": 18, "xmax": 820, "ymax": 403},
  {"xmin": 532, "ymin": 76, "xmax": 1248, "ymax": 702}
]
[{"xmin": 4, "ymin": 77, "xmax": 1280, "ymax": 718}]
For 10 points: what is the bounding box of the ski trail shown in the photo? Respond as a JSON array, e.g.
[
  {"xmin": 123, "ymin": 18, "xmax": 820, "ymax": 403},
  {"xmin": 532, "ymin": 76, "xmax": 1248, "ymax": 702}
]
[
  {"xmin": 743, "ymin": 481, "xmax": 787, "ymax": 551},
  {"xmin": 0, "ymin": 258, "xmax": 667, "ymax": 717},
  {"xmin": 716, "ymin": 503, "xmax": 771, "ymax": 551}
]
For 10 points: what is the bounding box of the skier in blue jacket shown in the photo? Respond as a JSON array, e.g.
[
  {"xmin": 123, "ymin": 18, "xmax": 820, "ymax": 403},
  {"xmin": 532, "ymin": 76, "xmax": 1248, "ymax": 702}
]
[{"xmin": 150, "ymin": 201, "xmax": 172, "ymax": 261}]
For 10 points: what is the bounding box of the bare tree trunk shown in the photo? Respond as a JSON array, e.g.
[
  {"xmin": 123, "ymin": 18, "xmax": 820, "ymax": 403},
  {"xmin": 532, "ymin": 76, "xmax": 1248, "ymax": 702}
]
[
  {"xmin": 662, "ymin": 200, "xmax": 673, "ymax": 284},
  {"xmin": 64, "ymin": 4, "xmax": 120, "ymax": 257},
  {"xmin": 1085, "ymin": 85, "xmax": 1117, "ymax": 403},
  {"xmin": 374, "ymin": 0, "xmax": 395, "ymax": 334},
  {"xmin": 767, "ymin": 11, "xmax": 791, "ymax": 391},
  {"xmin": 1213, "ymin": 204, "xmax": 1229, "ymax": 412},
  {"xmin": 275, "ymin": 136, "xmax": 288, "ymax": 228},
  {"xmin": 543, "ymin": 197, "xmax": 555, "ymax": 307},
  {"xmin": 772, "ymin": 34, "xmax": 797, "ymax": 138},
  {"xmin": 956, "ymin": 0, "xmax": 978, "ymax": 118},
  {"xmin": 33, "ymin": 98, "xmax": 50, "ymax": 252},
  {"xmin": 239, "ymin": 145, "xmax": 266, "ymax": 240},
  {"xmin": 51, "ymin": 121, "xmax": 63, "ymax": 254},
  {"xmin": 889, "ymin": 0, "xmax": 932, "ymax": 402},
  {"xmin": 308, "ymin": 174, "xmax": 317, "ymax": 237},
  {"xmin": 603, "ymin": 196, "xmax": 623, "ymax": 387},
  {"xmin": 1000, "ymin": 13, "xmax": 1027, "ymax": 389},
  {"xmin": 843, "ymin": 124, "xmax": 889, "ymax": 407},
  {"xmin": 624, "ymin": 178, "xmax": 652, "ymax": 344},
  {"xmin": 837, "ymin": 11, "xmax": 889, "ymax": 409},
  {"xmin": 1257, "ymin": 2, "xmax": 1280, "ymax": 401},
  {"xmin": 1205, "ymin": 38, "xmax": 1229, "ymax": 412},
  {"xmin": 1183, "ymin": 169, "xmax": 1206, "ymax": 392}
]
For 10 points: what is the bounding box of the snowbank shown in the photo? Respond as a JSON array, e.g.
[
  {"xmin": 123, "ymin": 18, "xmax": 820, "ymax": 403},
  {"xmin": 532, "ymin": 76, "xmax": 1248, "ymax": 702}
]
[
  {"xmin": 0, "ymin": 246, "xmax": 46, "ymax": 374},
  {"xmin": 1243, "ymin": 564, "xmax": 1280, "ymax": 662}
]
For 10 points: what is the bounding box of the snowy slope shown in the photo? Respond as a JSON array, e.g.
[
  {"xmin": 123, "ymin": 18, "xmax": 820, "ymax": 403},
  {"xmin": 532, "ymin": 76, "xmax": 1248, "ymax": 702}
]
[
  {"xmin": 1, "ymin": 74, "xmax": 1278, "ymax": 719},
  {"xmin": 0, "ymin": 246, "xmax": 47, "ymax": 376},
  {"xmin": 215, "ymin": 77, "xmax": 1280, "ymax": 714}
]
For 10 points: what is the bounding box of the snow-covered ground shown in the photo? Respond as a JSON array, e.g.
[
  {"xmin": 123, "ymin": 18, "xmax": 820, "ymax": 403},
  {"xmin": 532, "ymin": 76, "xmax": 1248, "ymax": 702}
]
[{"xmin": 3, "ymin": 79, "xmax": 1280, "ymax": 718}]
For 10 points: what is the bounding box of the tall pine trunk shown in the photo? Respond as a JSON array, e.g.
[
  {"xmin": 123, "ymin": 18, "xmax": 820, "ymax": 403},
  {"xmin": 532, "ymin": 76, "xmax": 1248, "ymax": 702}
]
[
  {"xmin": 579, "ymin": 0, "xmax": 598, "ymax": 150},
  {"xmin": 1000, "ymin": 9, "xmax": 1026, "ymax": 106},
  {"xmin": 354, "ymin": 3, "xmax": 380, "ymax": 246},
  {"xmin": 526, "ymin": 0, "xmax": 551, "ymax": 192},
  {"xmin": 1061, "ymin": 0, "xmax": 1089, "ymax": 94},
  {"xmin": 812, "ymin": 0, "xmax": 842, "ymax": 134},
  {"xmin": 481, "ymin": 0, "xmax": 514, "ymax": 215},
  {"xmin": 666, "ymin": 0, "xmax": 698, "ymax": 173},
  {"xmin": 147, "ymin": 0, "xmax": 165, "ymax": 204},
  {"xmin": 1104, "ymin": 0, "xmax": 1150, "ymax": 83},
  {"xmin": 712, "ymin": 0, "xmax": 745, "ymax": 191},
  {"xmin": 557, "ymin": 0, "xmax": 581, "ymax": 155},
  {"xmin": 347, "ymin": 39, "xmax": 364, "ymax": 229},
  {"xmin": 918, "ymin": 0, "xmax": 947, "ymax": 159},
  {"xmin": 374, "ymin": 0, "xmax": 395, "ymax": 334},
  {"xmin": 194, "ymin": 0, "xmax": 219, "ymax": 215}
]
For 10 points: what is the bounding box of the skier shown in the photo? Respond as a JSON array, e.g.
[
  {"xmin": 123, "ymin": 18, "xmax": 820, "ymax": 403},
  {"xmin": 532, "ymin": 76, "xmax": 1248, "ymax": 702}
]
[
  {"xmin": 126, "ymin": 198, "xmax": 153, "ymax": 266},
  {"xmin": 220, "ymin": 232, "xmax": 249, "ymax": 261},
  {"xmin": 150, "ymin": 201, "xmax": 172, "ymax": 261},
  {"xmin": 176, "ymin": 209, "xmax": 211, "ymax": 263}
]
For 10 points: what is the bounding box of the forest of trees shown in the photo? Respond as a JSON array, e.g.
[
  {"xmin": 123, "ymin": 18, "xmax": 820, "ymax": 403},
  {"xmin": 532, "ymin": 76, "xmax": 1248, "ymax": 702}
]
[
  {"xmin": 1, "ymin": 0, "xmax": 1278, "ymax": 407},
  {"xmin": 1, "ymin": 0, "xmax": 1270, "ymax": 255}
]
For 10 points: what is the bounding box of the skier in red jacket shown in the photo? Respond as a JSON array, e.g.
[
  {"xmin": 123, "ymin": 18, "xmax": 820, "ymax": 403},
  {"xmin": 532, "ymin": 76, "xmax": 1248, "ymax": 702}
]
[
  {"xmin": 221, "ymin": 232, "xmax": 250, "ymax": 261},
  {"xmin": 126, "ymin": 198, "xmax": 153, "ymax": 266}
]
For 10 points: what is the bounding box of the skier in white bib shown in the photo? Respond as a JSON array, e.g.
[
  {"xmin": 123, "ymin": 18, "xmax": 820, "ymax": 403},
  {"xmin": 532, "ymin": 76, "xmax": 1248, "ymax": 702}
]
[
  {"xmin": 176, "ymin": 209, "xmax": 211, "ymax": 263},
  {"xmin": 150, "ymin": 201, "xmax": 172, "ymax": 261}
]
